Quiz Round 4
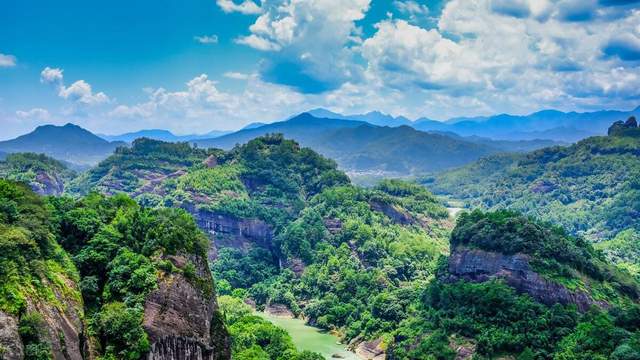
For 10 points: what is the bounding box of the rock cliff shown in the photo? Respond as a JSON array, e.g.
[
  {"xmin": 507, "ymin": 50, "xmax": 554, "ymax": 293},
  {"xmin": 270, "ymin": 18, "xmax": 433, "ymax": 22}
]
[
  {"xmin": 144, "ymin": 253, "xmax": 230, "ymax": 360},
  {"xmin": 445, "ymin": 247, "xmax": 607, "ymax": 311}
]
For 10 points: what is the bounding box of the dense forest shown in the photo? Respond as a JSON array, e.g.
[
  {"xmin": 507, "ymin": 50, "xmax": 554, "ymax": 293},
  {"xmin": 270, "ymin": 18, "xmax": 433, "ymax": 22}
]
[
  {"xmin": 423, "ymin": 119, "xmax": 640, "ymax": 242},
  {"xmin": 1, "ymin": 128, "xmax": 640, "ymax": 359}
]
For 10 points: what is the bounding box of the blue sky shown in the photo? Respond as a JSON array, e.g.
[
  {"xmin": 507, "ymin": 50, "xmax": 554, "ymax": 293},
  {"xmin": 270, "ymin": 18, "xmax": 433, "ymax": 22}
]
[{"xmin": 1, "ymin": 0, "xmax": 639, "ymax": 139}]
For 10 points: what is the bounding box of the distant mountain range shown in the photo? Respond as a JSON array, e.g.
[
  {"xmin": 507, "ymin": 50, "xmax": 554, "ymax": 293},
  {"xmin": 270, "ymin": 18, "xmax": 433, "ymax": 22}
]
[
  {"xmin": 98, "ymin": 129, "xmax": 230, "ymax": 143},
  {"xmin": 311, "ymin": 106, "xmax": 640, "ymax": 142},
  {"xmin": 195, "ymin": 113, "xmax": 560, "ymax": 177},
  {"xmin": 0, "ymin": 123, "xmax": 124, "ymax": 165}
]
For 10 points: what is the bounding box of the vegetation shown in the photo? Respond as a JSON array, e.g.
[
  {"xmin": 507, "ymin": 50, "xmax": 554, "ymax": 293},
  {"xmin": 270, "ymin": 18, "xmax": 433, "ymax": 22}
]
[
  {"xmin": 218, "ymin": 295, "xmax": 323, "ymax": 360},
  {"xmin": 424, "ymin": 130, "xmax": 640, "ymax": 241},
  {"xmin": 0, "ymin": 152, "xmax": 75, "ymax": 194},
  {"xmin": 47, "ymin": 192, "xmax": 212, "ymax": 359}
]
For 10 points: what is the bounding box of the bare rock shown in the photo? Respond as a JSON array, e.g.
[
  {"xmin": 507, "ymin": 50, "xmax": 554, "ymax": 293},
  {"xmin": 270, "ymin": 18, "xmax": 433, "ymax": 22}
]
[
  {"xmin": 369, "ymin": 200, "xmax": 414, "ymax": 225},
  {"xmin": 446, "ymin": 247, "xmax": 607, "ymax": 312},
  {"xmin": 0, "ymin": 312, "xmax": 23, "ymax": 360},
  {"xmin": 203, "ymin": 155, "xmax": 218, "ymax": 168},
  {"xmin": 144, "ymin": 254, "xmax": 230, "ymax": 360},
  {"xmin": 355, "ymin": 338, "xmax": 385, "ymax": 360},
  {"xmin": 265, "ymin": 303, "xmax": 294, "ymax": 318}
]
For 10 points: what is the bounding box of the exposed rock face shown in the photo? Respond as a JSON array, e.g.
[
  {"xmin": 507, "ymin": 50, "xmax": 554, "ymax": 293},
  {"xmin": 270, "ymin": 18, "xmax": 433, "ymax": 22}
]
[
  {"xmin": 0, "ymin": 312, "xmax": 23, "ymax": 360},
  {"xmin": 27, "ymin": 295, "xmax": 88, "ymax": 360},
  {"xmin": 355, "ymin": 338, "xmax": 385, "ymax": 360},
  {"xmin": 446, "ymin": 247, "xmax": 607, "ymax": 312},
  {"xmin": 190, "ymin": 209, "xmax": 274, "ymax": 260},
  {"xmin": 608, "ymin": 117, "xmax": 640, "ymax": 137},
  {"xmin": 143, "ymin": 254, "xmax": 230, "ymax": 360},
  {"xmin": 369, "ymin": 200, "xmax": 414, "ymax": 225},
  {"xmin": 324, "ymin": 218, "xmax": 343, "ymax": 235},
  {"xmin": 265, "ymin": 303, "xmax": 294, "ymax": 318},
  {"xmin": 31, "ymin": 171, "xmax": 64, "ymax": 196}
]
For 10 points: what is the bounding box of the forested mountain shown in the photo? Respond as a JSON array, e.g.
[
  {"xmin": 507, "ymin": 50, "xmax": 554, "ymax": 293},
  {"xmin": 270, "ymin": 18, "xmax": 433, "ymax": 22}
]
[
  {"xmin": 0, "ymin": 152, "xmax": 76, "ymax": 195},
  {"xmin": 423, "ymin": 118, "xmax": 640, "ymax": 241},
  {"xmin": 0, "ymin": 179, "xmax": 231, "ymax": 359},
  {"xmin": 307, "ymin": 106, "xmax": 640, "ymax": 142},
  {"xmin": 63, "ymin": 134, "xmax": 640, "ymax": 359},
  {"xmin": 0, "ymin": 123, "xmax": 124, "ymax": 165},
  {"xmin": 195, "ymin": 113, "xmax": 555, "ymax": 177}
]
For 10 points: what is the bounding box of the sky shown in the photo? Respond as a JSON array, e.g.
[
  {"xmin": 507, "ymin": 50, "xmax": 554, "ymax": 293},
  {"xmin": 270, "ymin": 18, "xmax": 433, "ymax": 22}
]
[{"xmin": 1, "ymin": 0, "xmax": 639, "ymax": 139}]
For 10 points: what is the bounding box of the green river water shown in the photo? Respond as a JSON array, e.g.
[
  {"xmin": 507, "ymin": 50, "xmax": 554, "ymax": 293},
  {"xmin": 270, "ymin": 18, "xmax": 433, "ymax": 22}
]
[{"xmin": 255, "ymin": 312, "xmax": 360, "ymax": 360}]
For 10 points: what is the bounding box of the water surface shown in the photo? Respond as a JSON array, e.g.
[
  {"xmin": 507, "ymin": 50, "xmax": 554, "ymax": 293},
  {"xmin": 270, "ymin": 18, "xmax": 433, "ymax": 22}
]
[{"xmin": 256, "ymin": 312, "xmax": 360, "ymax": 360}]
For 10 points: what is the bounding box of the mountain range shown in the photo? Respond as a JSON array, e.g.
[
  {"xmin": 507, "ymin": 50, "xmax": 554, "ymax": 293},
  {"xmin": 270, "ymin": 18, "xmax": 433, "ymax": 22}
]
[
  {"xmin": 98, "ymin": 129, "xmax": 230, "ymax": 143},
  {"xmin": 312, "ymin": 106, "xmax": 640, "ymax": 142}
]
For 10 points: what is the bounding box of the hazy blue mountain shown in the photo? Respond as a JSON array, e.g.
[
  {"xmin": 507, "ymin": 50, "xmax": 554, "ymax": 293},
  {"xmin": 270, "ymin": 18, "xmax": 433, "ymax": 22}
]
[
  {"xmin": 413, "ymin": 107, "xmax": 639, "ymax": 142},
  {"xmin": 241, "ymin": 122, "xmax": 268, "ymax": 130},
  {"xmin": 0, "ymin": 123, "xmax": 124, "ymax": 165},
  {"xmin": 195, "ymin": 113, "xmax": 552, "ymax": 177},
  {"xmin": 308, "ymin": 108, "xmax": 413, "ymax": 127},
  {"xmin": 195, "ymin": 113, "xmax": 368, "ymax": 149},
  {"xmin": 99, "ymin": 129, "xmax": 230, "ymax": 143}
]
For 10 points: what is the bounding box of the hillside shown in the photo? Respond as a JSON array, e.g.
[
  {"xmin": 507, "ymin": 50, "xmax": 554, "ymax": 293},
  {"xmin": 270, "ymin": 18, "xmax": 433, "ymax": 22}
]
[
  {"xmin": 70, "ymin": 135, "xmax": 454, "ymax": 354},
  {"xmin": 0, "ymin": 152, "xmax": 76, "ymax": 195},
  {"xmin": 388, "ymin": 210, "xmax": 640, "ymax": 359},
  {"xmin": 0, "ymin": 179, "xmax": 232, "ymax": 359},
  {"xmin": 423, "ymin": 118, "xmax": 640, "ymax": 241},
  {"xmin": 0, "ymin": 123, "xmax": 124, "ymax": 165}
]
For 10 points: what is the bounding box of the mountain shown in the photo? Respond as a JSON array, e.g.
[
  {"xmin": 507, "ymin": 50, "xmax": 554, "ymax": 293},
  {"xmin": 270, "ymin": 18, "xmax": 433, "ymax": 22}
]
[
  {"xmin": 195, "ymin": 112, "xmax": 368, "ymax": 150},
  {"xmin": 423, "ymin": 117, "xmax": 640, "ymax": 241},
  {"xmin": 99, "ymin": 129, "xmax": 230, "ymax": 143},
  {"xmin": 38, "ymin": 135, "xmax": 640, "ymax": 359},
  {"xmin": 67, "ymin": 135, "xmax": 453, "ymax": 359},
  {"xmin": 414, "ymin": 107, "xmax": 640, "ymax": 142},
  {"xmin": 0, "ymin": 123, "xmax": 124, "ymax": 165},
  {"xmin": 0, "ymin": 152, "xmax": 76, "ymax": 195},
  {"xmin": 389, "ymin": 210, "xmax": 640, "ymax": 359},
  {"xmin": 195, "ymin": 113, "xmax": 555, "ymax": 178},
  {"xmin": 308, "ymin": 108, "xmax": 413, "ymax": 127}
]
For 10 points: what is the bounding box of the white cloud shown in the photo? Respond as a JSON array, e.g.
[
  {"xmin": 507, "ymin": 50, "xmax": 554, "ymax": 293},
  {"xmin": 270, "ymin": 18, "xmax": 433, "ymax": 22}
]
[
  {"xmin": 224, "ymin": 71, "xmax": 251, "ymax": 80},
  {"xmin": 393, "ymin": 0, "xmax": 429, "ymax": 23},
  {"xmin": 108, "ymin": 74, "xmax": 308, "ymax": 132},
  {"xmin": 194, "ymin": 35, "xmax": 219, "ymax": 44},
  {"xmin": 16, "ymin": 108, "xmax": 50, "ymax": 121},
  {"xmin": 216, "ymin": 0, "xmax": 261, "ymax": 15},
  {"xmin": 0, "ymin": 53, "xmax": 17, "ymax": 68},
  {"xmin": 235, "ymin": 0, "xmax": 371, "ymax": 93},
  {"xmin": 40, "ymin": 67, "xmax": 110, "ymax": 105},
  {"xmin": 40, "ymin": 67, "xmax": 64, "ymax": 85}
]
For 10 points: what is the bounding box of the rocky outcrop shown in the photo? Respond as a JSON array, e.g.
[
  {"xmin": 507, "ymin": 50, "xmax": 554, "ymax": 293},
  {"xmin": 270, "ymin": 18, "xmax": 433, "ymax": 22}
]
[
  {"xmin": 265, "ymin": 303, "xmax": 294, "ymax": 318},
  {"xmin": 143, "ymin": 253, "xmax": 230, "ymax": 360},
  {"xmin": 446, "ymin": 247, "xmax": 607, "ymax": 312},
  {"xmin": 355, "ymin": 338, "xmax": 385, "ymax": 360},
  {"xmin": 0, "ymin": 312, "xmax": 23, "ymax": 360},
  {"xmin": 608, "ymin": 116, "xmax": 640, "ymax": 137},
  {"xmin": 369, "ymin": 200, "xmax": 414, "ymax": 225},
  {"xmin": 189, "ymin": 209, "xmax": 274, "ymax": 260},
  {"xmin": 31, "ymin": 171, "xmax": 64, "ymax": 196}
]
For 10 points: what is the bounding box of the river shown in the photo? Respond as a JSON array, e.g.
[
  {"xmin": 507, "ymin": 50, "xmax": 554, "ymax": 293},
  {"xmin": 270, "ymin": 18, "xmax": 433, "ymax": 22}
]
[{"xmin": 256, "ymin": 312, "xmax": 360, "ymax": 360}]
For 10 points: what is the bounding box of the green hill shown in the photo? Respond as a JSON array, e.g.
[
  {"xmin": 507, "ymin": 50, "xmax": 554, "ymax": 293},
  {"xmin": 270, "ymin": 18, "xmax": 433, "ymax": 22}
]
[
  {"xmin": 389, "ymin": 210, "xmax": 640, "ymax": 359},
  {"xmin": 423, "ymin": 119, "xmax": 640, "ymax": 241},
  {"xmin": 0, "ymin": 153, "xmax": 76, "ymax": 195}
]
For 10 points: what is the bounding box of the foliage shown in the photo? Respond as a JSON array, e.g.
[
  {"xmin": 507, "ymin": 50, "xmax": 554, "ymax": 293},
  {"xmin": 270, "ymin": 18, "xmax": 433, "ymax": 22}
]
[
  {"xmin": 424, "ymin": 133, "xmax": 640, "ymax": 241},
  {"xmin": 218, "ymin": 295, "xmax": 323, "ymax": 360}
]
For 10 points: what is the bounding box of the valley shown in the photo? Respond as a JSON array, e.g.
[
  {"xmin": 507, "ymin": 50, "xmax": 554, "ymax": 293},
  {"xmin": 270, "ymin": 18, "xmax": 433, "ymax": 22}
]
[{"xmin": 1, "ymin": 116, "xmax": 639, "ymax": 360}]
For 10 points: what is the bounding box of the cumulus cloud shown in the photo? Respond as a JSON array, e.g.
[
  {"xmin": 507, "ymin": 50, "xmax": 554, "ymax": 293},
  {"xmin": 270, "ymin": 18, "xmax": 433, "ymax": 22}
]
[
  {"xmin": 216, "ymin": 0, "xmax": 261, "ymax": 15},
  {"xmin": 235, "ymin": 0, "xmax": 371, "ymax": 93},
  {"xmin": 194, "ymin": 35, "xmax": 219, "ymax": 44},
  {"xmin": 16, "ymin": 108, "xmax": 50, "ymax": 120},
  {"xmin": 108, "ymin": 74, "xmax": 309, "ymax": 132},
  {"xmin": 0, "ymin": 53, "xmax": 17, "ymax": 67},
  {"xmin": 40, "ymin": 67, "xmax": 110, "ymax": 105}
]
